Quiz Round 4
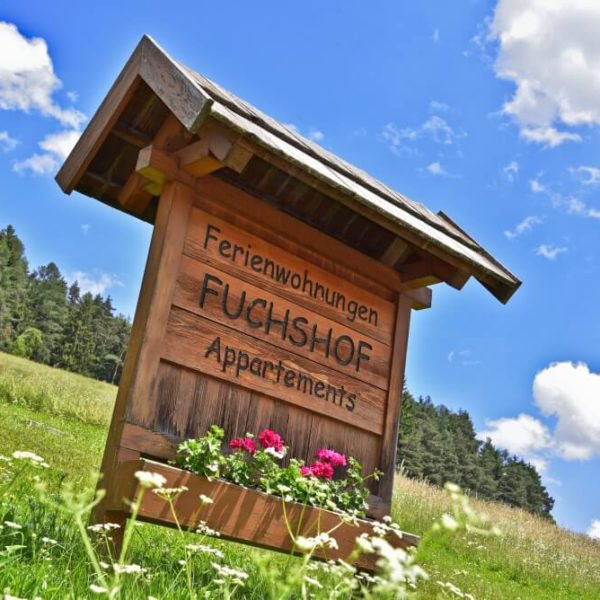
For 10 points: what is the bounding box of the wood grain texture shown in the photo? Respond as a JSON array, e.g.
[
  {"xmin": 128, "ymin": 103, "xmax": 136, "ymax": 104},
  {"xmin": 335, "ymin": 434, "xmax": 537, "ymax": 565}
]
[
  {"xmin": 125, "ymin": 182, "xmax": 193, "ymax": 426},
  {"xmin": 173, "ymin": 256, "xmax": 391, "ymax": 389},
  {"xmin": 375, "ymin": 295, "xmax": 413, "ymax": 515},
  {"xmin": 112, "ymin": 459, "xmax": 418, "ymax": 572},
  {"xmin": 161, "ymin": 307, "xmax": 386, "ymax": 435},
  {"xmin": 185, "ymin": 207, "xmax": 395, "ymax": 345}
]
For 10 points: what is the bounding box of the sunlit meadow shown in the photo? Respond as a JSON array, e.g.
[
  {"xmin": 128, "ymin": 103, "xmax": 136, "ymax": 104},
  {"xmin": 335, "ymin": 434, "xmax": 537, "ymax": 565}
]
[{"xmin": 0, "ymin": 352, "xmax": 599, "ymax": 599}]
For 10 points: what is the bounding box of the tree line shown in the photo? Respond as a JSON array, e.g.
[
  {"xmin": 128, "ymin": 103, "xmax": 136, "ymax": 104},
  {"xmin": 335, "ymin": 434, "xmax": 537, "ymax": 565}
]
[
  {"xmin": 397, "ymin": 388, "xmax": 554, "ymax": 518},
  {"xmin": 0, "ymin": 225, "xmax": 130, "ymax": 384}
]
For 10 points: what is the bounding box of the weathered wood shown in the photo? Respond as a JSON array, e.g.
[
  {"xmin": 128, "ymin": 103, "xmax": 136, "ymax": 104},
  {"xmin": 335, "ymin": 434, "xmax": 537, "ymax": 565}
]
[
  {"xmin": 374, "ymin": 295, "xmax": 413, "ymax": 516},
  {"xmin": 110, "ymin": 459, "xmax": 418, "ymax": 572},
  {"xmin": 174, "ymin": 257, "xmax": 391, "ymax": 389},
  {"xmin": 125, "ymin": 182, "xmax": 193, "ymax": 426},
  {"xmin": 162, "ymin": 307, "xmax": 387, "ymax": 435},
  {"xmin": 184, "ymin": 207, "xmax": 396, "ymax": 346}
]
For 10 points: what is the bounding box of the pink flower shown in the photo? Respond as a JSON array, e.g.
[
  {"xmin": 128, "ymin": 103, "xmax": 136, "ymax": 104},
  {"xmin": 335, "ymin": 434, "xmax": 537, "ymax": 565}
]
[
  {"xmin": 301, "ymin": 461, "xmax": 335, "ymax": 480},
  {"xmin": 258, "ymin": 429, "xmax": 285, "ymax": 452},
  {"xmin": 229, "ymin": 437, "xmax": 257, "ymax": 455},
  {"xmin": 315, "ymin": 448, "xmax": 347, "ymax": 468}
]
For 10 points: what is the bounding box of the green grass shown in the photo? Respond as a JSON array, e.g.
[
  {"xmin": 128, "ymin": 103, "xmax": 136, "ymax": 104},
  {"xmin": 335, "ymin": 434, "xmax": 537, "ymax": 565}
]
[{"xmin": 0, "ymin": 351, "xmax": 599, "ymax": 599}]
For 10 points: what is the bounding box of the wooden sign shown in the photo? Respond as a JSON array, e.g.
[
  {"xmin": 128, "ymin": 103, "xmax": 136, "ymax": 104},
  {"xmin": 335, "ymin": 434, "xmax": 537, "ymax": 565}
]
[{"xmin": 96, "ymin": 177, "xmax": 414, "ymax": 560}]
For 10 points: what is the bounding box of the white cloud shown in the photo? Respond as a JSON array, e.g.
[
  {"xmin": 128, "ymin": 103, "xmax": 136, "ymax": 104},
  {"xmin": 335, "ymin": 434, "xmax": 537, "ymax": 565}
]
[
  {"xmin": 0, "ymin": 21, "xmax": 85, "ymax": 127},
  {"xmin": 426, "ymin": 161, "xmax": 446, "ymax": 176},
  {"xmin": 504, "ymin": 215, "xmax": 542, "ymax": 239},
  {"xmin": 520, "ymin": 126, "xmax": 581, "ymax": 148},
  {"xmin": 0, "ymin": 130, "xmax": 18, "ymax": 151},
  {"xmin": 572, "ymin": 166, "xmax": 600, "ymax": 185},
  {"xmin": 503, "ymin": 160, "xmax": 519, "ymax": 182},
  {"xmin": 433, "ymin": 28, "xmax": 440, "ymax": 43},
  {"xmin": 383, "ymin": 115, "xmax": 463, "ymax": 154},
  {"xmin": 533, "ymin": 362, "xmax": 600, "ymax": 460},
  {"xmin": 308, "ymin": 128, "xmax": 324, "ymax": 142},
  {"xmin": 588, "ymin": 208, "xmax": 600, "ymax": 219},
  {"xmin": 430, "ymin": 100, "xmax": 449, "ymax": 112},
  {"xmin": 479, "ymin": 413, "xmax": 553, "ymax": 458},
  {"xmin": 39, "ymin": 129, "xmax": 81, "ymax": 161},
  {"xmin": 284, "ymin": 123, "xmax": 324, "ymax": 144},
  {"xmin": 12, "ymin": 153, "xmax": 57, "ymax": 175},
  {"xmin": 81, "ymin": 224, "xmax": 90, "ymax": 235},
  {"xmin": 67, "ymin": 271, "xmax": 124, "ymax": 296},
  {"xmin": 448, "ymin": 349, "xmax": 480, "ymax": 366},
  {"xmin": 490, "ymin": 1, "xmax": 600, "ymax": 146},
  {"xmin": 588, "ymin": 520, "xmax": 600, "ymax": 540},
  {"xmin": 530, "ymin": 178, "xmax": 545, "ymax": 193},
  {"xmin": 535, "ymin": 244, "xmax": 568, "ymax": 260}
]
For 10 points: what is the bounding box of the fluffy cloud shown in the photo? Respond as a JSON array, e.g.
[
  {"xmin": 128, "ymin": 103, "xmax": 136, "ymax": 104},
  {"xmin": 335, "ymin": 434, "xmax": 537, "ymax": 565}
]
[
  {"xmin": 12, "ymin": 153, "xmax": 57, "ymax": 176},
  {"xmin": 383, "ymin": 115, "xmax": 463, "ymax": 155},
  {"xmin": 572, "ymin": 166, "xmax": 600, "ymax": 185},
  {"xmin": 588, "ymin": 520, "xmax": 600, "ymax": 539},
  {"xmin": 490, "ymin": 0, "xmax": 600, "ymax": 146},
  {"xmin": 535, "ymin": 244, "xmax": 568, "ymax": 260},
  {"xmin": 479, "ymin": 413, "xmax": 553, "ymax": 459},
  {"xmin": 503, "ymin": 160, "xmax": 519, "ymax": 182},
  {"xmin": 67, "ymin": 272, "xmax": 124, "ymax": 296},
  {"xmin": 504, "ymin": 215, "xmax": 542, "ymax": 239},
  {"xmin": 530, "ymin": 178, "xmax": 545, "ymax": 193},
  {"xmin": 39, "ymin": 129, "xmax": 81, "ymax": 161},
  {"xmin": 533, "ymin": 362, "xmax": 600, "ymax": 460},
  {"xmin": 0, "ymin": 130, "xmax": 18, "ymax": 151},
  {"xmin": 283, "ymin": 123, "xmax": 324, "ymax": 143},
  {"xmin": 426, "ymin": 161, "xmax": 446, "ymax": 176},
  {"xmin": 0, "ymin": 22, "xmax": 84, "ymax": 127}
]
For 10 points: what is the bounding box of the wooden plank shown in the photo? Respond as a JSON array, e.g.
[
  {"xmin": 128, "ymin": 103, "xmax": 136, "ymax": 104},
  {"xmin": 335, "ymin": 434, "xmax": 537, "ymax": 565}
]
[
  {"xmin": 112, "ymin": 459, "xmax": 418, "ymax": 572},
  {"xmin": 125, "ymin": 182, "xmax": 194, "ymax": 427},
  {"xmin": 375, "ymin": 294, "xmax": 413, "ymax": 515},
  {"xmin": 92, "ymin": 179, "xmax": 188, "ymax": 523},
  {"xmin": 162, "ymin": 307, "xmax": 386, "ymax": 435},
  {"xmin": 123, "ymin": 382, "xmax": 382, "ymax": 483},
  {"xmin": 184, "ymin": 207, "xmax": 396, "ymax": 346},
  {"xmin": 174, "ymin": 257, "xmax": 391, "ymax": 389}
]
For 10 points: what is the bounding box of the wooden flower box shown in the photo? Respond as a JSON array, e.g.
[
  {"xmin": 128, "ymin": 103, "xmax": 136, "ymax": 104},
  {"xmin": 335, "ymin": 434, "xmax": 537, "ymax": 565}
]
[{"xmin": 111, "ymin": 458, "xmax": 419, "ymax": 572}]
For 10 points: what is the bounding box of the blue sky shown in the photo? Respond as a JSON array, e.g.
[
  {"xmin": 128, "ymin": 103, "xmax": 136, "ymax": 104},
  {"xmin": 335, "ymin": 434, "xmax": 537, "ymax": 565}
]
[{"xmin": 1, "ymin": 1, "xmax": 599, "ymax": 537}]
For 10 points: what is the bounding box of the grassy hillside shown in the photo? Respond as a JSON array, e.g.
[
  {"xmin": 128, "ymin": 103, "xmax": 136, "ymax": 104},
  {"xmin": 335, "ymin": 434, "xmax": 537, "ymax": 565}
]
[{"xmin": 0, "ymin": 352, "xmax": 598, "ymax": 599}]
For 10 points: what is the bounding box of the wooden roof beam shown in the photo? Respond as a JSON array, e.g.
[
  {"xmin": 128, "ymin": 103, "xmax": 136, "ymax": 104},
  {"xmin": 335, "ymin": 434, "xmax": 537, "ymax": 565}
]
[
  {"xmin": 379, "ymin": 237, "xmax": 412, "ymax": 268},
  {"xmin": 398, "ymin": 255, "xmax": 470, "ymax": 290}
]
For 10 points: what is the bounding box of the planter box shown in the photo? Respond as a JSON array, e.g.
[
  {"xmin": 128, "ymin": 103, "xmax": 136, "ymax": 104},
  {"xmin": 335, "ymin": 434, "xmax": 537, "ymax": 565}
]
[{"xmin": 111, "ymin": 458, "xmax": 419, "ymax": 572}]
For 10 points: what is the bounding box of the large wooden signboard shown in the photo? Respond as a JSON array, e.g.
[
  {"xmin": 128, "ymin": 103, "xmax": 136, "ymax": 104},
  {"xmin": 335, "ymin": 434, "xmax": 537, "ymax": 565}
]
[{"xmin": 97, "ymin": 176, "xmax": 414, "ymax": 563}]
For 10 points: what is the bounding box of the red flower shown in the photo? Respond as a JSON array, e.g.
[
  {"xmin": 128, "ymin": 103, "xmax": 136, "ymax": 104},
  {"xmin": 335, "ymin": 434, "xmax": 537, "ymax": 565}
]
[
  {"xmin": 315, "ymin": 448, "xmax": 347, "ymax": 468},
  {"xmin": 258, "ymin": 429, "xmax": 285, "ymax": 452},
  {"xmin": 229, "ymin": 437, "xmax": 257, "ymax": 455},
  {"xmin": 301, "ymin": 461, "xmax": 334, "ymax": 480}
]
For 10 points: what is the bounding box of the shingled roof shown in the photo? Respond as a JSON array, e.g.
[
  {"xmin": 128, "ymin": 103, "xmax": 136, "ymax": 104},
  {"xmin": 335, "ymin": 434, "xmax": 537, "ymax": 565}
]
[{"xmin": 57, "ymin": 35, "xmax": 520, "ymax": 303}]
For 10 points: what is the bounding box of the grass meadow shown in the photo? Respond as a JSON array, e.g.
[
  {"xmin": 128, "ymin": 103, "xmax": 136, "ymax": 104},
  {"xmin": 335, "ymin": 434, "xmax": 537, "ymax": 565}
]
[{"xmin": 0, "ymin": 351, "xmax": 599, "ymax": 599}]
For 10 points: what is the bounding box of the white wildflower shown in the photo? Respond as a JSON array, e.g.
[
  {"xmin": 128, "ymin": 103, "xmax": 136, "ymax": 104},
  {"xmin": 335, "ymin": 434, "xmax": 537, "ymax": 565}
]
[
  {"xmin": 186, "ymin": 544, "xmax": 224, "ymax": 558},
  {"xmin": 295, "ymin": 532, "xmax": 338, "ymax": 552},
  {"xmin": 153, "ymin": 486, "xmax": 188, "ymax": 500},
  {"xmin": 445, "ymin": 482, "xmax": 461, "ymax": 494},
  {"xmin": 441, "ymin": 513, "xmax": 459, "ymax": 531},
  {"xmin": 304, "ymin": 576, "xmax": 323, "ymax": 589},
  {"xmin": 355, "ymin": 533, "xmax": 374, "ymax": 553},
  {"xmin": 196, "ymin": 521, "xmax": 220, "ymax": 537},
  {"xmin": 134, "ymin": 471, "xmax": 166, "ymax": 489},
  {"xmin": 41, "ymin": 537, "xmax": 58, "ymax": 545},
  {"xmin": 12, "ymin": 450, "xmax": 47, "ymax": 467},
  {"xmin": 3, "ymin": 521, "xmax": 22, "ymax": 530},
  {"xmin": 88, "ymin": 523, "xmax": 121, "ymax": 533},
  {"xmin": 89, "ymin": 583, "xmax": 108, "ymax": 594},
  {"xmin": 212, "ymin": 562, "xmax": 249, "ymax": 582},
  {"xmin": 113, "ymin": 563, "xmax": 146, "ymax": 574},
  {"xmin": 199, "ymin": 494, "xmax": 213, "ymax": 505}
]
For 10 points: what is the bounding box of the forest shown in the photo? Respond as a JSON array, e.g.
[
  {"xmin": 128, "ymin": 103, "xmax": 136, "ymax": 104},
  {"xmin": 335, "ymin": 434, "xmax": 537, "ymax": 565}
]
[
  {"xmin": 0, "ymin": 225, "xmax": 130, "ymax": 384},
  {"xmin": 0, "ymin": 223, "xmax": 554, "ymax": 517}
]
